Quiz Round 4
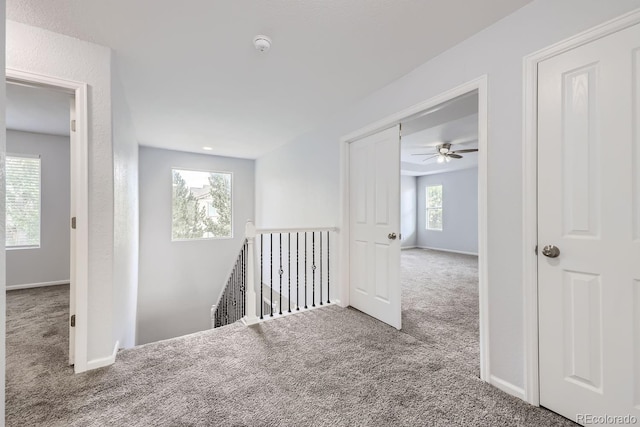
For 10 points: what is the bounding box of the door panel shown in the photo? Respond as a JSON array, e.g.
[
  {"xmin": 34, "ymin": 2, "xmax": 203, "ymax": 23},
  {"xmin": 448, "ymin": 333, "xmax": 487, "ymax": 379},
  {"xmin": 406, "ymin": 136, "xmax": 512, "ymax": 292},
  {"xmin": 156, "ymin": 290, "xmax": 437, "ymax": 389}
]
[
  {"xmin": 538, "ymin": 23, "xmax": 640, "ymax": 422},
  {"xmin": 349, "ymin": 125, "xmax": 401, "ymax": 329},
  {"xmin": 562, "ymin": 65, "xmax": 599, "ymax": 237},
  {"xmin": 562, "ymin": 271, "xmax": 602, "ymax": 392}
]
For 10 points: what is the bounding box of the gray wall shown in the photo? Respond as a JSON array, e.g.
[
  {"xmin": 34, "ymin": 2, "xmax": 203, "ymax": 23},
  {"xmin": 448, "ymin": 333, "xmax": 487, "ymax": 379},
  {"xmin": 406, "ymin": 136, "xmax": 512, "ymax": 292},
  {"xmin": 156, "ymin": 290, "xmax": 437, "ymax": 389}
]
[
  {"xmin": 400, "ymin": 175, "xmax": 417, "ymax": 248},
  {"xmin": 254, "ymin": 0, "xmax": 640, "ymax": 390},
  {"xmin": 417, "ymin": 168, "xmax": 478, "ymax": 254},
  {"xmin": 111, "ymin": 63, "xmax": 139, "ymax": 349},
  {"xmin": 6, "ymin": 130, "xmax": 70, "ymax": 287},
  {"xmin": 138, "ymin": 147, "xmax": 255, "ymax": 345}
]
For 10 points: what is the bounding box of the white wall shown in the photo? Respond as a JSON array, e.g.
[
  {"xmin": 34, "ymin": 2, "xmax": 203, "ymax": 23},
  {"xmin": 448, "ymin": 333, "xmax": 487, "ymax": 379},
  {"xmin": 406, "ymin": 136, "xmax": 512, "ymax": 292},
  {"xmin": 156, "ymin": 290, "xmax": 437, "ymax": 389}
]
[
  {"xmin": 138, "ymin": 147, "xmax": 255, "ymax": 345},
  {"xmin": 111, "ymin": 61, "xmax": 139, "ymax": 350},
  {"xmin": 255, "ymin": 0, "xmax": 640, "ymax": 392},
  {"xmin": 7, "ymin": 21, "xmax": 116, "ymax": 363},
  {"xmin": 6, "ymin": 130, "xmax": 70, "ymax": 287},
  {"xmin": 416, "ymin": 168, "xmax": 478, "ymax": 254},
  {"xmin": 1, "ymin": 1, "xmax": 7, "ymax": 421},
  {"xmin": 400, "ymin": 175, "xmax": 417, "ymax": 248}
]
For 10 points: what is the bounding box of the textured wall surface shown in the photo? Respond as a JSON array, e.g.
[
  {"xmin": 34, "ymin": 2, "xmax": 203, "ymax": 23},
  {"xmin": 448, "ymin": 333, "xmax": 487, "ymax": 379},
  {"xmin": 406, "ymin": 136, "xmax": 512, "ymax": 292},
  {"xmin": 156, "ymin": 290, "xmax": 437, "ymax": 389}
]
[
  {"xmin": 138, "ymin": 147, "xmax": 254, "ymax": 345},
  {"xmin": 6, "ymin": 130, "xmax": 70, "ymax": 287},
  {"xmin": 112, "ymin": 61, "xmax": 139, "ymax": 350},
  {"xmin": 255, "ymin": 0, "xmax": 640, "ymax": 390},
  {"xmin": 7, "ymin": 21, "xmax": 115, "ymax": 362}
]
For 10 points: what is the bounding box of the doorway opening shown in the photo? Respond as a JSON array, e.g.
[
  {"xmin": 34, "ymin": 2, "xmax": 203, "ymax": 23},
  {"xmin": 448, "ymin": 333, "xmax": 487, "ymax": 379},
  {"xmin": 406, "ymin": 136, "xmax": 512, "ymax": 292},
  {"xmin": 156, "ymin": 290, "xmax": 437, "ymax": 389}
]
[
  {"xmin": 399, "ymin": 91, "xmax": 481, "ymax": 376},
  {"xmin": 6, "ymin": 69, "xmax": 89, "ymax": 373},
  {"xmin": 5, "ymin": 81, "xmax": 73, "ymax": 383},
  {"xmin": 340, "ymin": 76, "xmax": 489, "ymax": 382}
]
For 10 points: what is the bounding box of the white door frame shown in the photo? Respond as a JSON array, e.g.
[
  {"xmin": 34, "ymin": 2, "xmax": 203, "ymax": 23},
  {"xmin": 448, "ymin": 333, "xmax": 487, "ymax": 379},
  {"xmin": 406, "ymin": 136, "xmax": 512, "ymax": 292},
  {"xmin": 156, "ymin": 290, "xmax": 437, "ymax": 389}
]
[
  {"xmin": 6, "ymin": 68, "xmax": 90, "ymax": 373},
  {"xmin": 339, "ymin": 75, "xmax": 490, "ymax": 382},
  {"xmin": 522, "ymin": 8, "xmax": 640, "ymax": 406}
]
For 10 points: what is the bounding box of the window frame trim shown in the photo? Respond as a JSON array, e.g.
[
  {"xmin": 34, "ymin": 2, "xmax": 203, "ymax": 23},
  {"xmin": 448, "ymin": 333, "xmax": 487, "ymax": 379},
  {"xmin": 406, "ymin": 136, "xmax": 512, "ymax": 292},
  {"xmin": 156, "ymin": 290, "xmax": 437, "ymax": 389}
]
[
  {"xmin": 425, "ymin": 184, "xmax": 443, "ymax": 231},
  {"xmin": 170, "ymin": 166, "xmax": 234, "ymax": 242},
  {"xmin": 6, "ymin": 153, "xmax": 42, "ymax": 249}
]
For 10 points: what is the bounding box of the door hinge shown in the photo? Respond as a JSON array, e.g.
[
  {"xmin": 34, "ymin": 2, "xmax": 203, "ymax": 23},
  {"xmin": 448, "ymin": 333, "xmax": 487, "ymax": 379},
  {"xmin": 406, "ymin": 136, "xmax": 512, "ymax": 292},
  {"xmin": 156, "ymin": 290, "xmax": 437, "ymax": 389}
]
[
  {"xmin": 534, "ymin": 245, "xmax": 538, "ymax": 255},
  {"xmin": 70, "ymin": 314, "xmax": 76, "ymax": 327},
  {"xmin": 71, "ymin": 119, "xmax": 76, "ymax": 132},
  {"xmin": 71, "ymin": 217, "xmax": 76, "ymax": 229}
]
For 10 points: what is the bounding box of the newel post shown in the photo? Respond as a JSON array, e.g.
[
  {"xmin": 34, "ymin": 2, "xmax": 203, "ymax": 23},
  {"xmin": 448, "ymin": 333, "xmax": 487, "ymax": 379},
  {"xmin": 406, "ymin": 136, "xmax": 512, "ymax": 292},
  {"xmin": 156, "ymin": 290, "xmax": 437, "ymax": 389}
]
[{"xmin": 242, "ymin": 220, "xmax": 260, "ymax": 325}]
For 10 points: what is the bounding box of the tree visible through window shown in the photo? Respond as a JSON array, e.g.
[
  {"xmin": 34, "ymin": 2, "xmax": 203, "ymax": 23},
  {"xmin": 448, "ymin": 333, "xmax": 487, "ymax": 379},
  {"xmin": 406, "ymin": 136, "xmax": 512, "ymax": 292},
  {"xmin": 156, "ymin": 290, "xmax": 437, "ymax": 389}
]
[
  {"xmin": 6, "ymin": 155, "xmax": 41, "ymax": 248},
  {"xmin": 172, "ymin": 169, "xmax": 232, "ymax": 240},
  {"xmin": 426, "ymin": 185, "xmax": 443, "ymax": 231}
]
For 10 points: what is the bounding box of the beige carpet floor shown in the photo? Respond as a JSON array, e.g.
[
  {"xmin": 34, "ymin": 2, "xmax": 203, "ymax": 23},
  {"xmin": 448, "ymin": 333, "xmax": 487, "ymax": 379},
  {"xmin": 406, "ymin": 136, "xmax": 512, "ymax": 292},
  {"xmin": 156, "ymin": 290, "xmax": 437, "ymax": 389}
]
[
  {"xmin": 400, "ymin": 248, "xmax": 481, "ymax": 376},
  {"xmin": 5, "ymin": 254, "xmax": 575, "ymax": 426}
]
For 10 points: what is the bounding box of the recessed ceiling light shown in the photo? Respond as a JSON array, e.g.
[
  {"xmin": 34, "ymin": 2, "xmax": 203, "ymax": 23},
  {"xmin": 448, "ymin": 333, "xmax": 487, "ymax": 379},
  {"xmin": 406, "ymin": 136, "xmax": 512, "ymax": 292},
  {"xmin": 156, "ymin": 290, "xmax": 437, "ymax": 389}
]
[{"xmin": 202, "ymin": 146, "xmax": 213, "ymax": 151}]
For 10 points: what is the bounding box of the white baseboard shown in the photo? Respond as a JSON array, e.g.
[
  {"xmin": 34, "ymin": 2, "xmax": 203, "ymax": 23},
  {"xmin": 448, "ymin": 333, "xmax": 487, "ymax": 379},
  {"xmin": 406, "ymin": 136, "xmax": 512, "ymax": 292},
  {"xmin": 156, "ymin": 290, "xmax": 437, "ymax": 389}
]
[
  {"xmin": 417, "ymin": 246, "xmax": 478, "ymax": 256},
  {"xmin": 490, "ymin": 374, "xmax": 526, "ymax": 400},
  {"xmin": 401, "ymin": 246, "xmax": 417, "ymax": 250},
  {"xmin": 6, "ymin": 280, "xmax": 70, "ymax": 291},
  {"xmin": 86, "ymin": 340, "xmax": 119, "ymax": 370}
]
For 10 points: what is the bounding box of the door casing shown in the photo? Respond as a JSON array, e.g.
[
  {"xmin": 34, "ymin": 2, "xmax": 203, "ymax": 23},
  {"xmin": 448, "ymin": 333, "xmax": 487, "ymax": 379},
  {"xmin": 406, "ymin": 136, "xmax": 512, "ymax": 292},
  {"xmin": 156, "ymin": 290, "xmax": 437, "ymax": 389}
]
[
  {"xmin": 6, "ymin": 68, "xmax": 90, "ymax": 373},
  {"xmin": 522, "ymin": 7, "xmax": 640, "ymax": 407},
  {"xmin": 338, "ymin": 76, "xmax": 490, "ymax": 382}
]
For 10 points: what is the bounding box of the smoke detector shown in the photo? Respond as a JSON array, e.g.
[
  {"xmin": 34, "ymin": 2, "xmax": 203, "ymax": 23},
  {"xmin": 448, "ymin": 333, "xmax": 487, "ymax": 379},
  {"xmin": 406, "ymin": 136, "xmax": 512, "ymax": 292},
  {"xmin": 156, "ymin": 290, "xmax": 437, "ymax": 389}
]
[{"xmin": 253, "ymin": 35, "xmax": 272, "ymax": 53}]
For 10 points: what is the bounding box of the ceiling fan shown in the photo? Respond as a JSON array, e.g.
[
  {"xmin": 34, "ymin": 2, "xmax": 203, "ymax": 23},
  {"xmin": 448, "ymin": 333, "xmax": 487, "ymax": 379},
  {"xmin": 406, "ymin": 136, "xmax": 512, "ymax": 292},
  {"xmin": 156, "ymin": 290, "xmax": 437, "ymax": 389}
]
[{"xmin": 411, "ymin": 142, "xmax": 478, "ymax": 163}]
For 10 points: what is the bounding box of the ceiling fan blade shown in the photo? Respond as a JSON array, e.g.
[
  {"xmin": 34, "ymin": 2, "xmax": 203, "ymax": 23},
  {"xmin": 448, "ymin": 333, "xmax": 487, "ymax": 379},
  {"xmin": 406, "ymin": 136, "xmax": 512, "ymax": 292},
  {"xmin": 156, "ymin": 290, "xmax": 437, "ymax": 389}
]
[
  {"xmin": 450, "ymin": 148, "xmax": 478, "ymax": 154},
  {"xmin": 447, "ymin": 153, "xmax": 463, "ymax": 159},
  {"xmin": 411, "ymin": 152, "xmax": 436, "ymax": 156},
  {"xmin": 450, "ymin": 137, "xmax": 478, "ymax": 146},
  {"xmin": 421, "ymin": 155, "xmax": 439, "ymax": 162}
]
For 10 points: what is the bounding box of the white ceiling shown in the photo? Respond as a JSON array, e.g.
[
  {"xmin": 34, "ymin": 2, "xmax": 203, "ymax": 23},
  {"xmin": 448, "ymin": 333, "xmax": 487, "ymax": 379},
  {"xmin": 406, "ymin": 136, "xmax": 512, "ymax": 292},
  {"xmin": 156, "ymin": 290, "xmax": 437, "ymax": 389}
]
[
  {"xmin": 7, "ymin": 0, "xmax": 532, "ymax": 159},
  {"xmin": 401, "ymin": 93, "xmax": 478, "ymax": 176},
  {"xmin": 6, "ymin": 83, "xmax": 71, "ymax": 137}
]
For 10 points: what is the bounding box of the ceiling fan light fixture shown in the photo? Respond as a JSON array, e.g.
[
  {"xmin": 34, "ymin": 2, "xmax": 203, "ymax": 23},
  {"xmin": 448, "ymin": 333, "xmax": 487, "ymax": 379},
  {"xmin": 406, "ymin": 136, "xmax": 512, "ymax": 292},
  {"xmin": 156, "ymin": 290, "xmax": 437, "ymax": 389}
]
[
  {"xmin": 445, "ymin": 156, "xmax": 451, "ymax": 163},
  {"xmin": 437, "ymin": 155, "xmax": 445, "ymax": 164}
]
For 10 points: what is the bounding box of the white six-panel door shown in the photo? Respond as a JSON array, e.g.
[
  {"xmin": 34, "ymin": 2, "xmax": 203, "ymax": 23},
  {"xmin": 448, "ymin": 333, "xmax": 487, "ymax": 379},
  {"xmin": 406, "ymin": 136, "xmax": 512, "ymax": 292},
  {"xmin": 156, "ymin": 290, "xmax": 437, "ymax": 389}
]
[
  {"xmin": 349, "ymin": 125, "xmax": 402, "ymax": 329},
  {"xmin": 538, "ymin": 22, "xmax": 640, "ymax": 422}
]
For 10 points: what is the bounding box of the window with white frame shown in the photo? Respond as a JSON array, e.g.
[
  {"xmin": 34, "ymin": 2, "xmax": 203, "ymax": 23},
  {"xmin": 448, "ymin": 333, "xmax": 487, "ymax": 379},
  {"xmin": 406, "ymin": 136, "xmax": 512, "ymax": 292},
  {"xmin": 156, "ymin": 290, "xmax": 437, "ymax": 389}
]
[
  {"xmin": 6, "ymin": 154, "xmax": 41, "ymax": 248},
  {"xmin": 426, "ymin": 184, "xmax": 443, "ymax": 231},
  {"xmin": 171, "ymin": 168, "xmax": 232, "ymax": 240}
]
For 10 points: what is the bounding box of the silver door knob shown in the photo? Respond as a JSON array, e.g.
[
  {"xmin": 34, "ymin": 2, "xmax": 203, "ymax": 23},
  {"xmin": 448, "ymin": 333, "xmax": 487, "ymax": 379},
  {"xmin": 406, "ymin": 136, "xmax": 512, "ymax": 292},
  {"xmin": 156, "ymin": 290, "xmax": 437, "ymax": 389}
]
[
  {"xmin": 542, "ymin": 245, "xmax": 560, "ymax": 258},
  {"xmin": 388, "ymin": 233, "xmax": 397, "ymax": 240}
]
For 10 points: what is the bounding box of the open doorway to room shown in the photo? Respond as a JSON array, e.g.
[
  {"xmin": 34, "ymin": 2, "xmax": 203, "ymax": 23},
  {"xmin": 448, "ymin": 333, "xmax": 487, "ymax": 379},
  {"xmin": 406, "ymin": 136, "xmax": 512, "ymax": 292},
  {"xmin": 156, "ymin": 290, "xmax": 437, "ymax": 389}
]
[
  {"xmin": 4, "ymin": 82, "xmax": 74, "ymax": 386},
  {"xmin": 399, "ymin": 91, "xmax": 481, "ymax": 376},
  {"xmin": 341, "ymin": 78, "xmax": 488, "ymax": 380}
]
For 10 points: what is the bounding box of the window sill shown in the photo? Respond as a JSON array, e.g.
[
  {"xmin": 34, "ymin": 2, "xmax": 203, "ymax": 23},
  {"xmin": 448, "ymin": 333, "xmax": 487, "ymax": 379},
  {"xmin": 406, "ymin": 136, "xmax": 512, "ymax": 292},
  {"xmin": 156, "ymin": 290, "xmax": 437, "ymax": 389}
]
[{"xmin": 6, "ymin": 245, "xmax": 41, "ymax": 251}]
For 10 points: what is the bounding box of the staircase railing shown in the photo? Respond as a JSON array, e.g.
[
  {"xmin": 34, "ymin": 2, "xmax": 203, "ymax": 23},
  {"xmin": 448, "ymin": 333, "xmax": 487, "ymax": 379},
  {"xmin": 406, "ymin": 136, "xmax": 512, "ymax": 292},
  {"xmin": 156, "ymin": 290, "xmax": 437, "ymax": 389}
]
[
  {"xmin": 255, "ymin": 227, "xmax": 335, "ymax": 320},
  {"xmin": 213, "ymin": 222, "xmax": 337, "ymax": 328},
  {"xmin": 212, "ymin": 240, "xmax": 248, "ymax": 328}
]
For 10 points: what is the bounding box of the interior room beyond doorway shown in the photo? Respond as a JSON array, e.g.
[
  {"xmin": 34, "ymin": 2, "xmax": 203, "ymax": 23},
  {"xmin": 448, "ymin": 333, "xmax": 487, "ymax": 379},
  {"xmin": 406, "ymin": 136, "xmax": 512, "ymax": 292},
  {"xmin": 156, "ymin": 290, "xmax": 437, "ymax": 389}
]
[{"xmin": 399, "ymin": 91, "xmax": 480, "ymax": 375}]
